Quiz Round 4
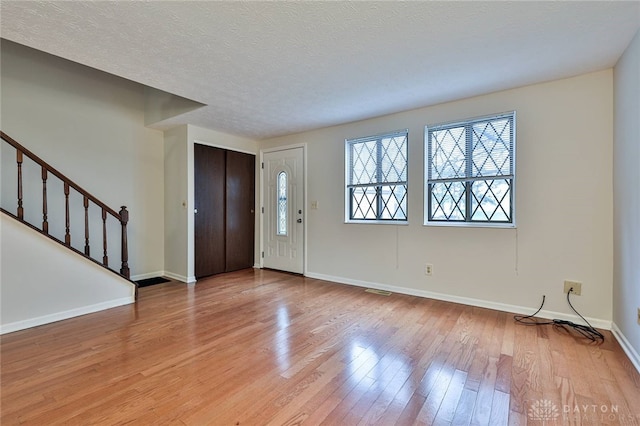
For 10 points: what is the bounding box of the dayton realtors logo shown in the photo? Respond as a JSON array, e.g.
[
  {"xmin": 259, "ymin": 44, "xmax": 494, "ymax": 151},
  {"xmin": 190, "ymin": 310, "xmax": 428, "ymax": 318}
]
[
  {"xmin": 528, "ymin": 400, "xmax": 639, "ymax": 424},
  {"xmin": 563, "ymin": 404, "xmax": 639, "ymax": 423}
]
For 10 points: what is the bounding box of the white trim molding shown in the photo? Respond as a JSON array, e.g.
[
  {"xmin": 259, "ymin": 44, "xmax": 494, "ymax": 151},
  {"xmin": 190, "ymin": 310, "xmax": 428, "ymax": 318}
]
[
  {"xmin": 305, "ymin": 271, "xmax": 613, "ymax": 330},
  {"xmin": 0, "ymin": 297, "xmax": 134, "ymax": 335},
  {"xmin": 133, "ymin": 271, "xmax": 196, "ymax": 284},
  {"xmin": 163, "ymin": 270, "xmax": 196, "ymax": 284},
  {"xmin": 611, "ymin": 323, "xmax": 640, "ymax": 374},
  {"xmin": 193, "ymin": 139, "xmax": 256, "ymax": 156},
  {"xmin": 130, "ymin": 270, "xmax": 166, "ymax": 281}
]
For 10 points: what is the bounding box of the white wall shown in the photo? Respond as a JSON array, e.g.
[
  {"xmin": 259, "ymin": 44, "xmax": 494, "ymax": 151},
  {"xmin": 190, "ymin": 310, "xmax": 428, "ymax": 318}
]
[
  {"xmin": 163, "ymin": 125, "xmax": 190, "ymax": 282},
  {"xmin": 163, "ymin": 124, "xmax": 259, "ymax": 281},
  {"xmin": 261, "ymin": 70, "xmax": 614, "ymax": 325},
  {"xmin": 1, "ymin": 214, "xmax": 134, "ymax": 333},
  {"xmin": 0, "ymin": 40, "xmax": 165, "ymax": 278},
  {"xmin": 613, "ymin": 30, "xmax": 640, "ymax": 366}
]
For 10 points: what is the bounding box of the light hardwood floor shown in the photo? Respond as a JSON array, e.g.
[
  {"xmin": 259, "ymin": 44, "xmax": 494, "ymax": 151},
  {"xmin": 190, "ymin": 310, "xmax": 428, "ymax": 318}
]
[{"xmin": 1, "ymin": 269, "xmax": 639, "ymax": 425}]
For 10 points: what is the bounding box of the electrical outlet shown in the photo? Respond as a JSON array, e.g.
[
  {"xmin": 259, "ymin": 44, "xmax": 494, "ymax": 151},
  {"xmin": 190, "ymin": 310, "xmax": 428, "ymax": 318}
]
[
  {"xmin": 563, "ymin": 280, "xmax": 582, "ymax": 296},
  {"xmin": 425, "ymin": 264, "xmax": 433, "ymax": 276}
]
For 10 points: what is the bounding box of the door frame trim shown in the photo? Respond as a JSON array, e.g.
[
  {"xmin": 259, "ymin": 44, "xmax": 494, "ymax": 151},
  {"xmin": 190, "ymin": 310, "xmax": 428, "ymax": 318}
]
[
  {"xmin": 259, "ymin": 143, "xmax": 307, "ymax": 275},
  {"xmin": 194, "ymin": 139, "xmax": 256, "ymax": 156}
]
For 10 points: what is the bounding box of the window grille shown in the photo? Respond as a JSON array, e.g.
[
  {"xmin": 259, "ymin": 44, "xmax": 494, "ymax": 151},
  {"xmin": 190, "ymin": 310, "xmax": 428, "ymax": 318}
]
[
  {"xmin": 426, "ymin": 112, "xmax": 515, "ymax": 225},
  {"xmin": 346, "ymin": 130, "xmax": 408, "ymax": 222}
]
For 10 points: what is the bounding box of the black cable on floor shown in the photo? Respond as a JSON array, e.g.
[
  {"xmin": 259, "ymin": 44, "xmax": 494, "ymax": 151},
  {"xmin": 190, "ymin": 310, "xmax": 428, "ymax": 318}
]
[
  {"xmin": 514, "ymin": 289, "xmax": 604, "ymax": 343},
  {"xmin": 514, "ymin": 295, "xmax": 554, "ymax": 325}
]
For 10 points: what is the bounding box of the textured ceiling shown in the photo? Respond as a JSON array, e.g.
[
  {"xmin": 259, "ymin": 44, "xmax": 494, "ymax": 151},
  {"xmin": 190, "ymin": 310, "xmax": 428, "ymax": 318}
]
[{"xmin": 1, "ymin": 1, "xmax": 639, "ymax": 139}]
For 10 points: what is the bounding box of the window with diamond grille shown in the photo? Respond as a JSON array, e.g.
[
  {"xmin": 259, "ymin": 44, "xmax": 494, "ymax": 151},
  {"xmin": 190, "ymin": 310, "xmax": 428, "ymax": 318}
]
[
  {"xmin": 425, "ymin": 112, "xmax": 515, "ymax": 225},
  {"xmin": 346, "ymin": 130, "xmax": 408, "ymax": 222}
]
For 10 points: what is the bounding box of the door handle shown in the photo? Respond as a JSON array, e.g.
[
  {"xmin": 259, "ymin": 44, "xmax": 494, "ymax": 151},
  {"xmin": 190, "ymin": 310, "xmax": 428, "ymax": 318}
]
[{"xmin": 297, "ymin": 218, "xmax": 302, "ymax": 223}]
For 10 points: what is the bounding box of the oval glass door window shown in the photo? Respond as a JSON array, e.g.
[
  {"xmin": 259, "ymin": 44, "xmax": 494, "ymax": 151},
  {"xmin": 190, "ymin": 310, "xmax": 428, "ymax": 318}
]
[{"xmin": 277, "ymin": 171, "xmax": 287, "ymax": 236}]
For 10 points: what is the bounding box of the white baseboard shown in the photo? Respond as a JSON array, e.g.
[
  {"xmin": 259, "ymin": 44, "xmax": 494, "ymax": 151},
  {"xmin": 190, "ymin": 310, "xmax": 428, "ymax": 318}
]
[
  {"xmin": 131, "ymin": 271, "xmax": 196, "ymax": 284},
  {"xmin": 0, "ymin": 297, "xmax": 134, "ymax": 335},
  {"xmin": 130, "ymin": 271, "xmax": 165, "ymax": 281},
  {"xmin": 305, "ymin": 272, "xmax": 612, "ymax": 330},
  {"xmin": 611, "ymin": 323, "xmax": 640, "ymax": 374},
  {"xmin": 163, "ymin": 271, "xmax": 196, "ymax": 284}
]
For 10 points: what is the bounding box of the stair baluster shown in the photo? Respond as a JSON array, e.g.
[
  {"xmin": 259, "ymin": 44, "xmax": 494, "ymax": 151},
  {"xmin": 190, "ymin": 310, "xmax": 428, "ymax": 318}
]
[
  {"xmin": 42, "ymin": 166, "xmax": 48, "ymax": 233},
  {"xmin": 84, "ymin": 196, "xmax": 90, "ymax": 256},
  {"xmin": 102, "ymin": 208, "xmax": 109, "ymax": 267},
  {"xmin": 16, "ymin": 150, "xmax": 23, "ymax": 220},
  {"xmin": 64, "ymin": 182, "xmax": 71, "ymax": 245},
  {"xmin": 1, "ymin": 131, "xmax": 135, "ymax": 295}
]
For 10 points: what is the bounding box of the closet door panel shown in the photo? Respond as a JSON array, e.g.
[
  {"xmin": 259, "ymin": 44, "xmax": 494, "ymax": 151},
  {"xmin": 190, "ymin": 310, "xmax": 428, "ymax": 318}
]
[
  {"xmin": 194, "ymin": 144, "xmax": 226, "ymax": 278},
  {"xmin": 225, "ymin": 150, "xmax": 255, "ymax": 272}
]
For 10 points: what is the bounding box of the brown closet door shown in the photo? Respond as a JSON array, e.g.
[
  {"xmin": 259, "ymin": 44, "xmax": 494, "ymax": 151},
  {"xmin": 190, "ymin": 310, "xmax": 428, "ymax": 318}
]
[
  {"xmin": 194, "ymin": 144, "xmax": 226, "ymax": 278},
  {"xmin": 225, "ymin": 150, "xmax": 255, "ymax": 272}
]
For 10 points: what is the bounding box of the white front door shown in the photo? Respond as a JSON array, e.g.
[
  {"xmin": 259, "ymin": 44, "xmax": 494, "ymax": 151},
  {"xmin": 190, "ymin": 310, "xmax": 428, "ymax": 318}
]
[{"xmin": 262, "ymin": 147, "xmax": 304, "ymax": 274}]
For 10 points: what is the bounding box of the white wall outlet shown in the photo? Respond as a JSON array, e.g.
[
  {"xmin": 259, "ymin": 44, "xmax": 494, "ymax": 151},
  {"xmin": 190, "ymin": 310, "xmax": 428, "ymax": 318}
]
[
  {"xmin": 563, "ymin": 280, "xmax": 582, "ymax": 296},
  {"xmin": 425, "ymin": 264, "xmax": 433, "ymax": 276},
  {"xmin": 311, "ymin": 200, "xmax": 318, "ymax": 210}
]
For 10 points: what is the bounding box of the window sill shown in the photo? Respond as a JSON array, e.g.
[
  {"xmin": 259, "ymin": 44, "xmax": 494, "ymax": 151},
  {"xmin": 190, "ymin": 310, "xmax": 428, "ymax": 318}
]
[
  {"xmin": 346, "ymin": 220, "xmax": 409, "ymax": 226},
  {"xmin": 423, "ymin": 221, "xmax": 516, "ymax": 229}
]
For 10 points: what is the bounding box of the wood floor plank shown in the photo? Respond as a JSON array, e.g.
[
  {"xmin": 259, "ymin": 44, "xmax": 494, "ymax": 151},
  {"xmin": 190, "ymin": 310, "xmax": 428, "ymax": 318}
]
[
  {"xmin": 432, "ymin": 368, "xmax": 468, "ymax": 423},
  {"xmin": 488, "ymin": 389, "xmax": 510, "ymax": 426},
  {"xmin": 1, "ymin": 268, "xmax": 638, "ymax": 425},
  {"xmin": 470, "ymin": 356, "xmax": 499, "ymax": 426},
  {"xmin": 354, "ymin": 360, "xmax": 413, "ymax": 425},
  {"xmin": 451, "ymin": 387, "xmax": 477, "ymax": 426}
]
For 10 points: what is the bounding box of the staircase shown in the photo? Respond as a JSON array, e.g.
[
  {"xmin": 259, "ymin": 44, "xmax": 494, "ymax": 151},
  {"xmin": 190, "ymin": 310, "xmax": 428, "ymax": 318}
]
[{"xmin": 1, "ymin": 131, "xmax": 137, "ymax": 297}]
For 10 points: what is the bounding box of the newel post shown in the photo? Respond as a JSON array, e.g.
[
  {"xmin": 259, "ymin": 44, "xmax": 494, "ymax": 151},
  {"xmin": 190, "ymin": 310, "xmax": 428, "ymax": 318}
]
[{"xmin": 119, "ymin": 206, "xmax": 130, "ymax": 279}]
